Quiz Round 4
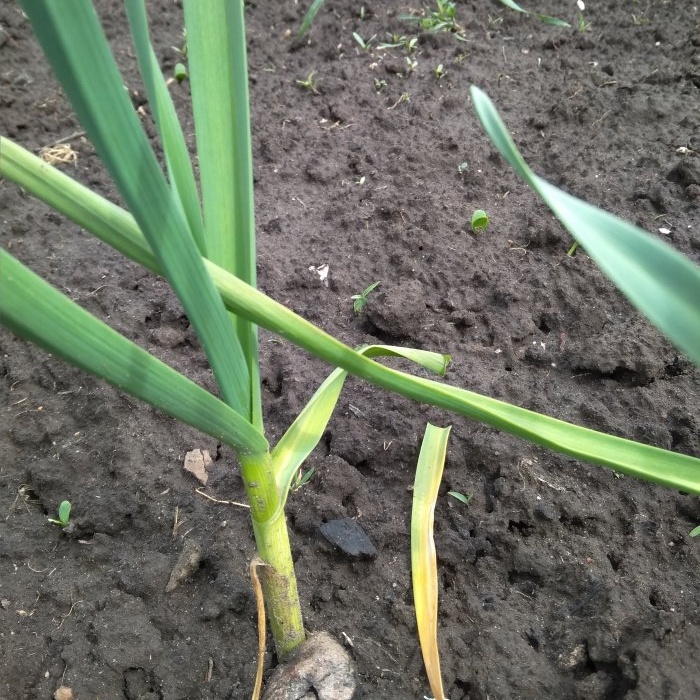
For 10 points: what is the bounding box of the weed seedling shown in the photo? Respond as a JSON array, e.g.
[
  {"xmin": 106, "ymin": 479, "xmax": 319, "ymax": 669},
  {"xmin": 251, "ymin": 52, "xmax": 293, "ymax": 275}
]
[
  {"xmin": 296, "ymin": 71, "xmax": 320, "ymax": 94},
  {"xmin": 48, "ymin": 500, "xmax": 72, "ymax": 527},
  {"xmin": 351, "ymin": 281, "xmax": 380, "ymax": 314},
  {"xmin": 290, "ymin": 467, "xmax": 315, "ymax": 492},
  {"xmin": 434, "ymin": 64, "xmax": 446, "ymax": 80},
  {"xmin": 373, "ymin": 77, "xmax": 387, "ymax": 92},
  {"xmin": 173, "ymin": 62, "xmax": 189, "ymax": 83},
  {"xmin": 457, "ymin": 161, "xmax": 469, "ymax": 174},
  {"xmin": 447, "ymin": 490, "xmax": 473, "ymax": 506},
  {"xmin": 401, "ymin": 1, "xmax": 465, "ymax": 38},
  {"xmin": 690, "ymin": 526, "xmax": 700, "ymax": 538},
  {"xmin": 576, "ymin": 1, "xmax": 591, "ymax": 32},
  {"xmin": 377, "ymin": 34, "xmax": 418, "ymax": 53},
  {"xmin": 352, "ymin": 32, "xmax": 376, "ymax": 51},
  {"xmin": 470, "ymin": 209, "xmax": 489, "ymax": 233}
]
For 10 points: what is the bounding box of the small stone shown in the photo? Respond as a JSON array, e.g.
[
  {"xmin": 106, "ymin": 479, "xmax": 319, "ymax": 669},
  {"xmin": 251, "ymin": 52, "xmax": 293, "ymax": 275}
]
[
  {"xmin": 320, "ymin": 518, "xmax": 376, "ymax": 558},
  {"xmin": 183, "ymin": 449, "xmax": 212, "ymax": 485},
  {"xmin": 165, "ymin": 539, "xmax": 202, "ymax": 593},
  {"xmin": 534, "ymin": 503, "xmax": 557, "ymax": 521}
]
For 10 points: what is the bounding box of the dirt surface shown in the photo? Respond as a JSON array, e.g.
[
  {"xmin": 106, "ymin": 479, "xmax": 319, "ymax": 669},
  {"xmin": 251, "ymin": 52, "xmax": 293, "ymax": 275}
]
[{"xmin": 2, "ymin": 2, "xmax": 699, "ymax": 698}]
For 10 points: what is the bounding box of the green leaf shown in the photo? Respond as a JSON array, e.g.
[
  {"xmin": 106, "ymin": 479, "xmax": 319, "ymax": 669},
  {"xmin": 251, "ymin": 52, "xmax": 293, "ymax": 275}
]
[
  {"xmin": 58, "ymin": 500, "xmax": 72, "ymax": 524},
  {"xmin": 412, "ymin": 423, "xmax": 451, "ymax": 700},
  {"xmin": 124, "ymin": 0, "xmax": 205, "ymax": 253},
  {"xmin": 184, "ymin": 0, "xmax": 261, "ymax": 427},
  {"xmin": 0, "ymin": 250, "xmax": 268, "ymax": 456},
  {"xmin": 18, "ymin": 0, "xmax": 252, "ymax": 417},
  {"xmin": 5, "ymin": 137, "xmax": 700, "ymax": 495},
  {"xmin": 470, "ymin": 86, "xmax": 700, "ymax": 367},
  {"xmin": 447, "ymin": 490, "xmax": 472, "ymax": 506},
  {"xmin": 297, "ymin": 0, "xmax": 329, "ymax": 38},
  {"xmin": 273, "ymin": 345, "xmax": 450, "ymax": 500},
  {"xmin": 690, "ymin": 526, "xmax": 700, "ymax": 538},
  {"xmin": 470, "ymin": 209, "xmax": 489, "ymax": 233},
  {"xmin": 497, "ymin": 0, "xmax": 570, "ymax": 27}
]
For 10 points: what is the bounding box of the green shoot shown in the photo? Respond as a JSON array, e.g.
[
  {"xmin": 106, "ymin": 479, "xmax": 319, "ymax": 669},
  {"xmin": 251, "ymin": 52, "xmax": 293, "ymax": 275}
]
[
  {"xmin": 374, "ymin": 77, "xmax": 388, "ymax": 92},
  {"xmin": 377, "ymin": 34, "xmax": 418, "ymax": 53},
  {"xmin": 401, "ymin": 1, "xmax": 464, "ymax": 38},
  {"xmin": 48, "ymin": 500, "xmax": 72, "ymax": 527},
  {"xmin": 433, "ymin": 64, "xmax": 446, "ymax": 80},
  {"xmin": 690, "ymin": 526, "xmax": 700, "ymax": 538},
  {"xmin": 173, "ymin": 62, "xmax": 189, "ymax": 83},
  {"xmin": 576, "ymin": 1, "xmax": 591, "ymax": 32},
  {"xmin": 297, "ymin": 0, "xmax": 328, "ymax": 38},
  {"xmin": 470, "ymin": 209, "xmax": 489, "ymax": 233},
  {"xmin": 352, "ymin": 32, "xmax": 376, "ymax": 51},
  {"xmin": 351, "ymin": 281, "xmax": 381, "ymax": 314},
  {"xmin": 497, "ymin": 0, "xmax": 570, "ymax": 27},
  {"xmin": 296, "ymin": 71, "xmax": 320, "ymax": 94},
  {"xmin": 567, "ymin": 241, "xmax": 580, "ymax": 257},
  {"xmin": 447, "ymin": 490, "xmax": 472, "ymax": 506},
  {"xmin": 290, "ymin": 467, "xmax": 315, "ymax": 492},
  {"xmin": 457, "ymin": 161, "xmax": 469, "ymax": 174}
]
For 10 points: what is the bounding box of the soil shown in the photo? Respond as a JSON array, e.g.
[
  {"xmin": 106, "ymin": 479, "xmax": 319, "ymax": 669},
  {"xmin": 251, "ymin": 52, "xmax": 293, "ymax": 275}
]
[{"xmin": 1, "ymin": 1, "xmax": 699, "ymax": 699}]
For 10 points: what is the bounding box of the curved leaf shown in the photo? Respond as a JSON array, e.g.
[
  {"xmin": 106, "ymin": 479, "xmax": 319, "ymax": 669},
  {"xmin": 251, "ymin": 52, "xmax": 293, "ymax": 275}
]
[{"xmin": 471, "ymin": 86, "xmax": 700, "ymax": 367}]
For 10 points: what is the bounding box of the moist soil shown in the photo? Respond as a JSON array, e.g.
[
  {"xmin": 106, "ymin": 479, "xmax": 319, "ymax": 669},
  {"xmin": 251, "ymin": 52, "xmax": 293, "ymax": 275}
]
[{"xmin": 1, "ymin": 2, "xmax": 699, "ymax": 698}]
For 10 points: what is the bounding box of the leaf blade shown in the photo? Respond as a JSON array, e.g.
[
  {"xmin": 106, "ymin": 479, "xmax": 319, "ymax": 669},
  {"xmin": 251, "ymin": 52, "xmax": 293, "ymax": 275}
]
[
  {"xmin": 470, "ymin": 86, "xmax": 700, "ymax": 366},
  {"xmin": 412, "ymin": 423, "xmax": 451, "ymax": 700}
]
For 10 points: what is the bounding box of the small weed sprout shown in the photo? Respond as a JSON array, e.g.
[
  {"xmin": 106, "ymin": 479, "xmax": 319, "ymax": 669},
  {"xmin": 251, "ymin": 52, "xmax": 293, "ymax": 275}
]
[
  {"xmin": 447, "ymin": 490, "xmax": 473, "ymax": 506},
  {"xmin": 434, "ymin": 64, "xmax": 446, "ymax": 80},
  {"xmin": 296, "ymin": 71, "xmax": 320, "ymax": 94},
  {"xmin": 352, "ymin": 32, "xmax": 376, "ymax": 51},
  {"xmin": 378, "ymin": 34, "xmax": 418, "ymax": 53},
  {"xmin": 290, "ymin": 467, "xmax": 315, "ymax": 492},
  {"xmin": 457, "ymin": 161, "xmax": 469, "ymax": 174},
  {"xmin": 401, "ymin": 1, "xmax": 464, "ymax": 38},
  {"xmin": 576, "ymin": 1, "xmax": 591, "ymax": 32},
  {"xmin": 690, "ymin": 526, "xmax": 700, "ymax": 538},
  {"xmin": 351, "ymin": 281, "xmax": 381, "ymax": 314},
  {"xmin": 405, "ymin": 56, "xmax": 418, "ymax": 75},
  {"xmin": 48, "ymin": 500, "xmax": 72, "ymax": 527},
  {"xmin": 470, "ymin": 209, "xmax": 489, "ymax": 233},
  {"xmin": 173, "ymin": 62, "xmax": 189, "ymax": 83},
  {"xmin": 373, "ymin": 77, "xmax": 388, "ymax": 92}
]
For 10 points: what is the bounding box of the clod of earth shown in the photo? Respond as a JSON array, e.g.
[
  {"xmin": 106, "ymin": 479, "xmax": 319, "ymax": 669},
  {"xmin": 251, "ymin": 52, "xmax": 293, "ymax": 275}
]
[{"xmin": 262, "ymin": 632, "xmax": 356, "ymax": 700}]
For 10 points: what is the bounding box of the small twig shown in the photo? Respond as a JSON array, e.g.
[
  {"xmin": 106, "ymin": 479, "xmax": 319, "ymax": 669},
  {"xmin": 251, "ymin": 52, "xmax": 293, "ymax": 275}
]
[
  {"xmin": 172, "ymin": 506, "xmax": 183, "ymax": 538},
  {"xmin": 195, "ymin": 488, "xmax": 249, "ymax": 509},
  {"xmin": 205, "ymin": 657, "xmax": 214, "ymax": 683}
]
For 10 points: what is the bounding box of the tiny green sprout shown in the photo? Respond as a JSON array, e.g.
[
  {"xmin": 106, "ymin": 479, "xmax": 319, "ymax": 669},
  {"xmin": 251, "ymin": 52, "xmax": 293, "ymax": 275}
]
[
  {"xmin": 405, "ymin": 56, "xmax": 418, "ymax": 74},
  {"xmin": 355, "ymin": 175, "xmax": 366, "ymax": 186},
  {"xmin": 353, "ymin": 32, "xmax": 376, "ymax": 51},
  {"xmin": 374, "ymin": 77, "xmax": 388, "ymax": 92},
  {"xmin": 576, "ymin": 0, "xmax": 591, "ymax": 32},
  {"xmin": 434, "ymin": 64, "xmax": 446, "ymax": 80},
  {"xmin": 296, "ymin": 71, "xmax": 320, "ymax": 94},
  {"xmin": 447, "ymin": 490, "xmax": 473, "ymax": 506},
  {"xmin": 690, "ymin": 526, "xmax": 700, "ymax": 538},
  {"xmin": 470, "ymin": 209, "xmax": 489, "ymax": 233},
  {"xmin": 351, "ymin": 281, "xmax": 381, "ymax": 314},
  {"xmin": 290, "ymin": 467, "xmax": 315, "ymax": 492},
  {"xmin": 567, "ymin": 241, "xmax": 579, "ymax": 257},
  {"xmin": 457, "ymin": 161, "xmax": 469, "ymax": 174},
  {"xmin": 359, "ymin": 5, "xmax": 366, "ymax": 20},
  {"xmin": 48, "ymin": 500, "xmax": 72, "ymax": 527},
  {"xmin": 173, "ymin": 62, "xmax": 189, "ymax": 83}
]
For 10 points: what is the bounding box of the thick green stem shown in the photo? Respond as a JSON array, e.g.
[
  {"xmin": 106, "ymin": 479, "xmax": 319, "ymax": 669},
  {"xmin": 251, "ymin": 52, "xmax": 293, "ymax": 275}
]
[{"xmin": 239, "ymin": 452, "xmax": 305, "ymax": 659}]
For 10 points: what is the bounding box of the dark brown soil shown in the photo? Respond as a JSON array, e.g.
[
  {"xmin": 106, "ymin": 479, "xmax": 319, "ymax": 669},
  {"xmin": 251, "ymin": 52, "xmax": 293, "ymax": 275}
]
[{"xmin": 2, "ymin": 2, "xmax": 699, "ymax": 698}]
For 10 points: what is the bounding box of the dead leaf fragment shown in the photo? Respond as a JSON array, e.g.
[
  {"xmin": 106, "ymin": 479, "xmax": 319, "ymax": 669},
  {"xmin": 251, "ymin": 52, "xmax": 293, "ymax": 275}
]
[
  {"xmin": 54, "ymin": 687, "xmax": 74, "ymax": 700},
  {"xmin": 184, "ymin": 449, "xmax": 212, "ymax": 485},
  {"xmin": 165, "ymin": 539, "xmax": 202, "ymax": 593}
]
